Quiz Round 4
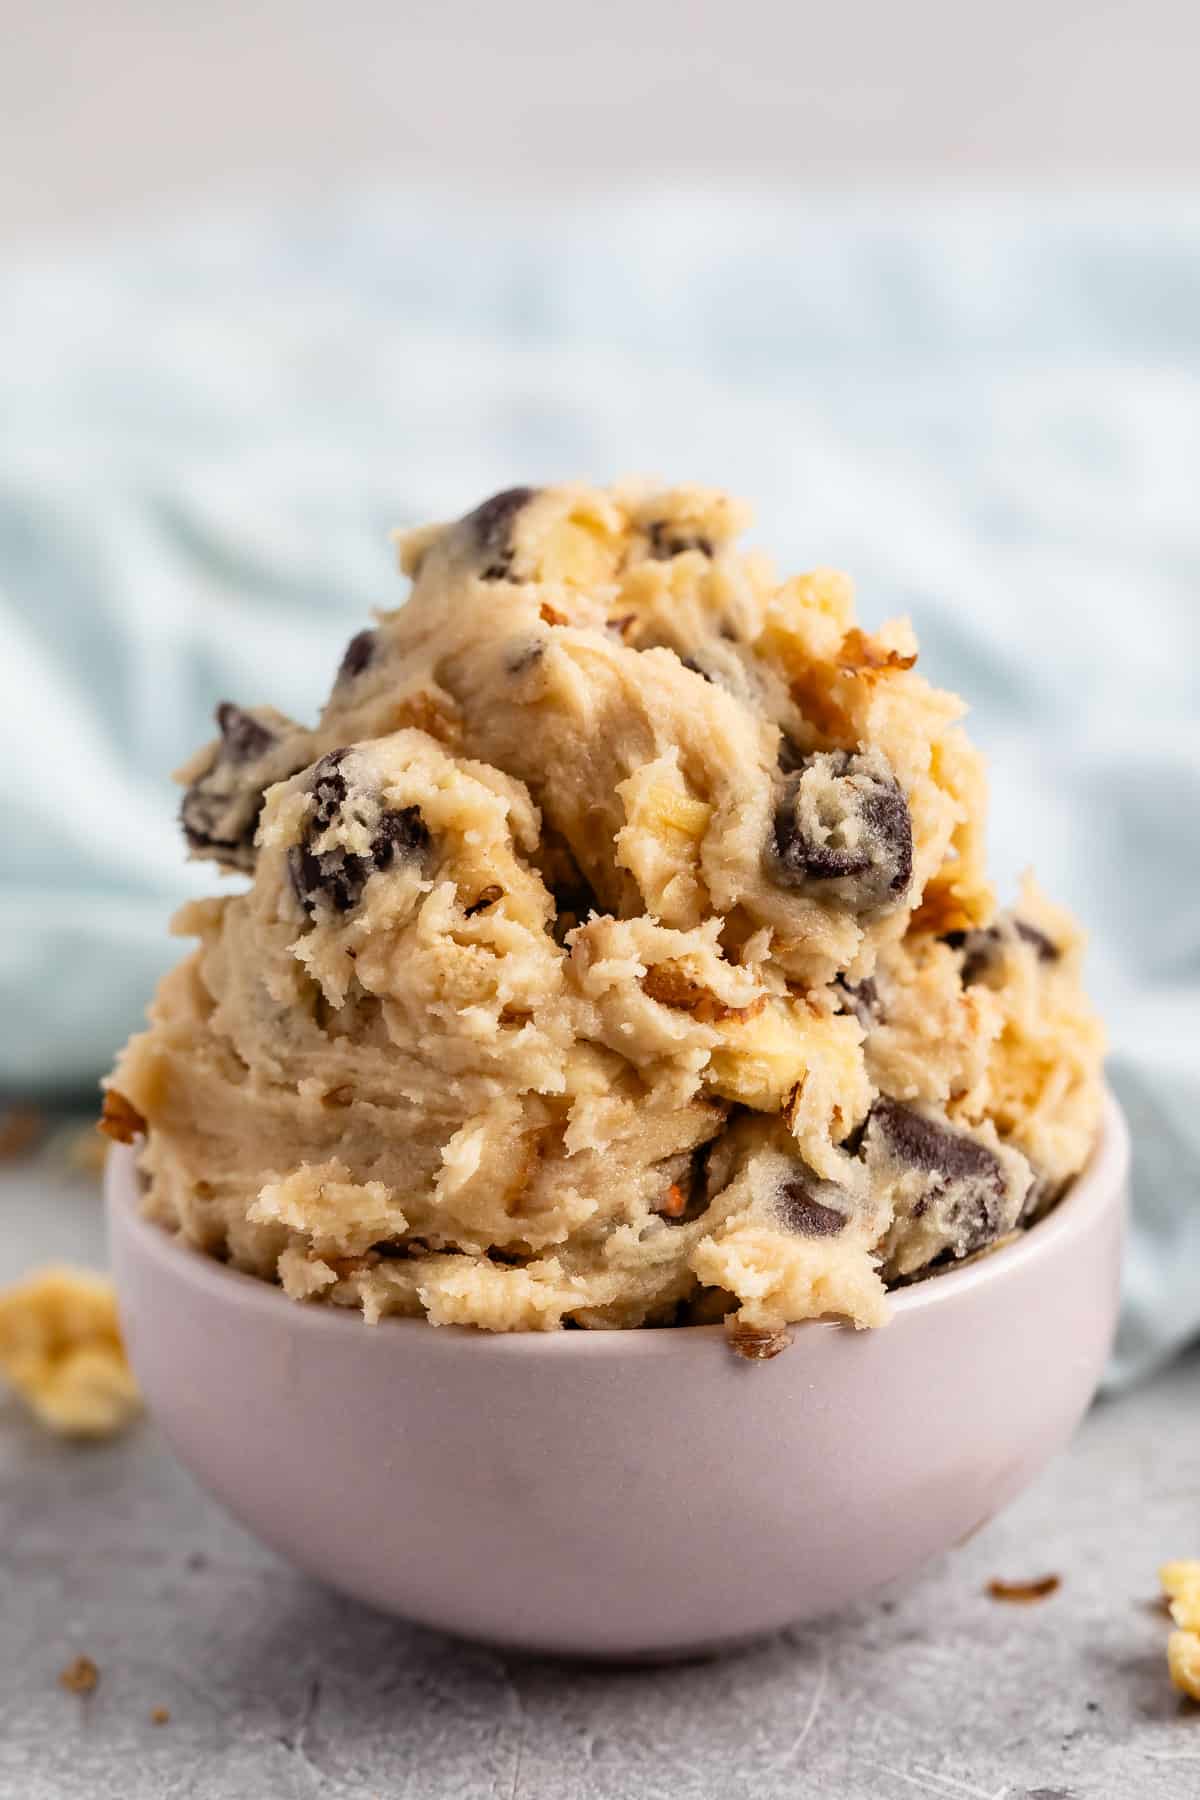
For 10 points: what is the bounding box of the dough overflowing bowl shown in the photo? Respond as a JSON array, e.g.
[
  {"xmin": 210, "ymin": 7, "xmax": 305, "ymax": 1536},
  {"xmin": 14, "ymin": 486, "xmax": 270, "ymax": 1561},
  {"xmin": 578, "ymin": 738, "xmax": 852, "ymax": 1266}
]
[{"xmin": 106, "ymin": 1092, "xmax": 1127, "ymax": 1659}]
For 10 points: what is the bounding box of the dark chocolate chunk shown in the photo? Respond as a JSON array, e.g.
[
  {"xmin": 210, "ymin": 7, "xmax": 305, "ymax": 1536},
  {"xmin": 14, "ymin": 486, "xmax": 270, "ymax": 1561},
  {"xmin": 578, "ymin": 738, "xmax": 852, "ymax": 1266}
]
[
  {"xmin": 336, "ymin": 628, "xmax": 378, "ymax": 686},
  {"xmin": 769, "ymin": 749, "xmax": 913, "ymax": 911},
  {"xmin": 288, "ymin": 751, "xmax": 431, "ymax": 916},
  {"xmin": 871, "ymin": 1098, "xmax": 1002, "ymax": 1188},
  {"xmin": 464, "ymin": 486, "xmax": 537, "ymax": 580},
  {"xmin": 776, "ymin": 1172, "xmax": 847, "ymax": 1237},
  {"xmin": 214, "ymin": 702, "xmax": 276, "ymax": 762},
  {"xmin": 505, "ymin": 637, "xmax": 545, "ymax": 676},
  {"xmin": 180, "ymin": 702, "xmax": 302, "ymax": 867},
  {"xmin": 945, "ymin": 916, "xmax": 1059, "ymax": 986},
  {"xmin": 1015, "ymin": 919, "xmax": 1059, "ymax": 962},
  {"xmin": 835, "ymin": 973, "xmax": 880, "ymax": 1031},
  {"xmin": 868, "ymin": 1098, "xmax": 1017, "ymax": 1261},
  {"xmin": 647, "ymin": 520, "xmax": 714, "ymax": 560}
]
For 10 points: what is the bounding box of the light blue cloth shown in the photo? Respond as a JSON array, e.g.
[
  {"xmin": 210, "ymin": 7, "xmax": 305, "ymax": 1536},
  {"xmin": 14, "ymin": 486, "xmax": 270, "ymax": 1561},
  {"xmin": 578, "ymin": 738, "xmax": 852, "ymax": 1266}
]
[{"xmin": 1, "ymin": 187, "xmax": 1197, "ymax": 1381}]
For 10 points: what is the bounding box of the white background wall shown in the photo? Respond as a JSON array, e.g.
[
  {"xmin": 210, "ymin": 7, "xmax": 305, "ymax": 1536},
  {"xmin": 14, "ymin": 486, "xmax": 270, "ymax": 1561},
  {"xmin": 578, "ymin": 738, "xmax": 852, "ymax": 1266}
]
[{"xmin": 4, "ymin": 0, "xmax": 1200, "ymax": 245}]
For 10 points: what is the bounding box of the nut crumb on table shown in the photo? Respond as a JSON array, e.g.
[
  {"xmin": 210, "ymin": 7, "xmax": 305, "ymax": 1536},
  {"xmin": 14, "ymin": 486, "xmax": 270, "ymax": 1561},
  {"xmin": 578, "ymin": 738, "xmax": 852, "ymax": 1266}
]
[
  {"xmin": 0, "ymin": 1266, "xmax": 140, "ymax": 1437},
  {"xmin": 986, "ymin": 1574, "xmax": 1061, "ymax": 1603},
  {"xmin": 58, "ymin": 1655, "xmax": 99, "ymax": 1695}
]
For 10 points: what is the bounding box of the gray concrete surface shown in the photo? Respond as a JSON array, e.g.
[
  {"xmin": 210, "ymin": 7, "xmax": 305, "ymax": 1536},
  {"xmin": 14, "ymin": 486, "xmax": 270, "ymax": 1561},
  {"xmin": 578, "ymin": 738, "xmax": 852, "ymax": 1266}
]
[{"xmin": 1, "ymin": 1134, "xmax": 1199, "ymax": 1799}]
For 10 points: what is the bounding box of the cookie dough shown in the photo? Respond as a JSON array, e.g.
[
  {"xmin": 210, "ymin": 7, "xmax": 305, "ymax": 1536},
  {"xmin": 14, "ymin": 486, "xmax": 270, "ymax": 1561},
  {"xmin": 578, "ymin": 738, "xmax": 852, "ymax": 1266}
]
[{"xmin": 109, "ymin": 481, "xmax": 1105, "ymax": 1343}]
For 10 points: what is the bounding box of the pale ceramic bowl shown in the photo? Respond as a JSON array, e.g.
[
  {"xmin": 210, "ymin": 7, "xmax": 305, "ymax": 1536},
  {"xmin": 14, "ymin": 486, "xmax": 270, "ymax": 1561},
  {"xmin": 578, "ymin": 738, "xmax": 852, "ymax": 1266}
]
[{"xmin": 106, "ymin": 1092, "xmax": 1127, "ymax": 1659}]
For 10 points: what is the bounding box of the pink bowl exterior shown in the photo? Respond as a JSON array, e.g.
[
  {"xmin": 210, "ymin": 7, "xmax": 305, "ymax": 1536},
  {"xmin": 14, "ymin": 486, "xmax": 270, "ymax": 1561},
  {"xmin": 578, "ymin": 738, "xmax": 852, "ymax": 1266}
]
[{"xmin": 106, "ymin": 1093, "xmax": 1127, "ymax": 1658}]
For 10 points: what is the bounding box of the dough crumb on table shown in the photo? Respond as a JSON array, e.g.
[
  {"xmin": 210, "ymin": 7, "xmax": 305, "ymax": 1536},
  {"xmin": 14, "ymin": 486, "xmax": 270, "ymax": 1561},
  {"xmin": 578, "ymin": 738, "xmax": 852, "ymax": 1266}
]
[
  {"xmin": 1161, "ymin": 1561, "xmax": 1200, "ymax": 1698},
  {"xmin": 108, "ymin": 481, "xmax": 1105, "ymax": 1344},
  {"xmin": 0, "ymin": 1266, "xmax": 141, "ymax": 1436}
]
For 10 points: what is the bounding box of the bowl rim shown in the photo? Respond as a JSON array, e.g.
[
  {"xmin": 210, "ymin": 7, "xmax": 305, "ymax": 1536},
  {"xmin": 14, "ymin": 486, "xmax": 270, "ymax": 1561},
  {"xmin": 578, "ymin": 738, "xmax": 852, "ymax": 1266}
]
[{"xmin": 106, "ymin": 1088, "xmax": 1127, "ymax": 1357}]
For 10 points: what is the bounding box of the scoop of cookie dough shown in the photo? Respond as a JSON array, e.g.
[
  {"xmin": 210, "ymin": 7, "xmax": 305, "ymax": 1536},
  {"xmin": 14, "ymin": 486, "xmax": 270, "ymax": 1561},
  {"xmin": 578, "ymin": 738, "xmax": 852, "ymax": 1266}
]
[{"xmin": 110, "ymin": 480, "xmax": 1105, "ymax": 1346}]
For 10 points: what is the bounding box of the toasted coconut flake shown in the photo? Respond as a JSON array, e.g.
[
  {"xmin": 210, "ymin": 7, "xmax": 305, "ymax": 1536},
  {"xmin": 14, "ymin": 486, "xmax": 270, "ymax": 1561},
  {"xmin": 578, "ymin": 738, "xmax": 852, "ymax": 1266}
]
[
  {"xmin": 838, "ymin": 627, "xmax": 918, "ymax": 674},
  {"xmin": 641, "ymin": 964, "xmax": 767, "ymax": 1025}
]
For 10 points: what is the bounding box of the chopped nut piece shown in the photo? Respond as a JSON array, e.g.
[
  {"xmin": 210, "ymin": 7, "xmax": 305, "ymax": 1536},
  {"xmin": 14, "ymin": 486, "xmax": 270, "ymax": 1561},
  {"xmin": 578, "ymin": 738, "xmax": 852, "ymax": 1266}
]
[
  {"xmin": 98, "ymin": 1090, "xmax": 146, "ymax": 1145},
  {"xmin": 986, "ymin": 1574, "xmax": 1061, "ymax": 1603},
  {"xmin": 150, "ymin": 1706, "xmax": 171, "ymax": 1725},
  {"xmin": 539, "ymin": 601, "xmax": 569, "ymax": 627},
  {"xmin": 641, "ymin": 964, "xmax": 767, "ymax": 1026},
  {"xmin": 59, "ymin": 1655, "xmax": 99, "ymax": 1695},
  {"xmin": 726, "ymin": 1321, "xmax": 793, "ymax": 1361},
  {"xmin": 0, "ymin": 1267, "xmax": 141, "ymax": 1437},
  {"xmin": 660, "ymin": 1182, "xmax": 686, "ymax": 1219}
]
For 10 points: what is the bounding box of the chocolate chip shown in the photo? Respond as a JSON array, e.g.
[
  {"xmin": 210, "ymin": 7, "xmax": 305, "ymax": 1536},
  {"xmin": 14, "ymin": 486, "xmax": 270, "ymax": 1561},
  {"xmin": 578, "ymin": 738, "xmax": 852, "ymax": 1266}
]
[
  {"xmin": 868, "ymin": 1098, "xmax": 1018, "ymax": 1262},
  {"xmin": 288, "ymin": 752, "xmax": 431, "ymax": 916},
  {"xmin": 1016, "ymin": 919, "xmax": 1059, "ymax": 962},
  {"xmin": 215, "ymin": 702, "xmax": 276, "ymax": 762},
  {"xmin": 647, "ymin": 520, "xmax": 714, "ymax": 560},
  {"xmin": 464, "ymin": 486, "xmax": 537, "ymax": 580},
  {"xmin": 871, "ymin": 1098, "xmax": 1000, "ymax": 1187},
  {"xmin": 505, "ymin": 638, "xmax": 545, "ymax": 676},
  {"xmin": 941, "ymin": 927, "xmax": 995, "ymax": 985},
  {"xmin": 336, "ymin": 628, "xmax": 378, "ymax": 685},
  {"xmin": 181, "ymin": 702, "xmax": 304, "ymax": 868},
  {"xmin": 835, "ymin": 973, "xmax": 880, "ymax": 1030},
  {"xmin": 769, "ymin": 750, "xmax": 913, "ymax": 912},
  {"xmin": 373, "ymin": 808, "xmax": 430, "ymax": 864},
  {"xmin": 945, "ymin": 916, "xmax": 1059, "ymax": 985},
  {"xmin": 776, "ymin": 1172, "xmax": 847, "ymax": 1237}
]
